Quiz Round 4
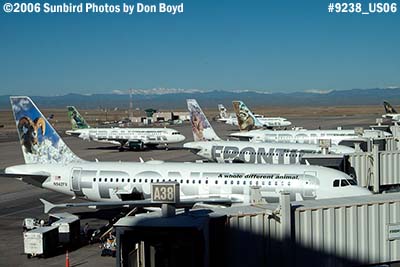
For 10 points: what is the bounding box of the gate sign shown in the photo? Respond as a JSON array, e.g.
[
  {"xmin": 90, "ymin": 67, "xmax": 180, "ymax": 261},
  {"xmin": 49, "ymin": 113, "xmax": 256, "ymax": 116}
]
[
  {"xmin": 151, "ymin": 182, "xmax": 180, "ymax": 204},
  {"xmin": 388, "ymin": 223, "xmax": 400, "ymax": 240}
]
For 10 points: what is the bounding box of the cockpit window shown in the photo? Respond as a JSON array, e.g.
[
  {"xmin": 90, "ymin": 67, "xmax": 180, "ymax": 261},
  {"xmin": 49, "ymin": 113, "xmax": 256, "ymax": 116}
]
[
  {"xmin": 341, "ymin": 179, "xmax": 350, "ymax": 187},
  {"xmin": 333, "ymin": 179, "xmax": 340, "ymax": 187},
  {"xmin": 347, "ymin": 179, "xmax": 357, "ymax": 185},
  {"xmin": 172, "ymin": 132, "xmax": 181, "ymax": 135},
  {"xmin": 334, "ymin": 178, "xmax": 356, "ymax": 187}
]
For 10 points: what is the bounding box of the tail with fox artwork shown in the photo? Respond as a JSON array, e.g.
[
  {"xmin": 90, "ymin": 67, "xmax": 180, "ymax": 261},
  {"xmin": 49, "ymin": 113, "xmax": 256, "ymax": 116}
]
[{"xmin": 187, "ymin": 99, "xmax": 221, "ymax": 141}]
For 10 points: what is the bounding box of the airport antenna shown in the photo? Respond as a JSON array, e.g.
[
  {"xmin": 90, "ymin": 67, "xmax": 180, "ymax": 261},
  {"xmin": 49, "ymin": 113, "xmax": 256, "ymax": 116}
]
[{"xmin": 129, "ymin": 88, "xmax": 134, "ymax": 120}]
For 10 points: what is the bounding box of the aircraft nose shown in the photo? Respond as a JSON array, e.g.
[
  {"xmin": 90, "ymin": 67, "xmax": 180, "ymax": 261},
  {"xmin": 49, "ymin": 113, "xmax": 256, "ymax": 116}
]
[
  {"xmin": 184, "ymin": 141, "xmax": 201, "ymax": 148},
  {"xmin": 344, "ymin": 147, "xmax": 356, "ymax": 153},
  {"xmin": 183, "ymin": 142, "xmax": 193, "ymax": 149},
  {"xmin": 178, "ymin": 135, "xmax": 185, "ymax": 142},
  {"xmin": 359, "ymin": 187, "xmax": 373, "ymax": 196},
  {"xmin": 182, "ymin": 142, "xmax": 201, "ymax": 154}
]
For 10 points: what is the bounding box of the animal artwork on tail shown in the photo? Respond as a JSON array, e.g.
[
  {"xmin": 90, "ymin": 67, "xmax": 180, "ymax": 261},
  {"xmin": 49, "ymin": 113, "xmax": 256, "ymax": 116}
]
[
  {"xmin": 11, "ymin": 97, "xmax": 82, "ymax": 164},
  {"xmin": 17, "ymin": 116, "xmax": 46, "ymax": 153}
]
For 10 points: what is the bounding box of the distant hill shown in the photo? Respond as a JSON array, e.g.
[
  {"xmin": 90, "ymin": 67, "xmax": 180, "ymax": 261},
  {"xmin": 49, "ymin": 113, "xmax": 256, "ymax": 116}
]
[{"xmin": 1, "ymin": 88, "xmax": 400, "ymax": 109}]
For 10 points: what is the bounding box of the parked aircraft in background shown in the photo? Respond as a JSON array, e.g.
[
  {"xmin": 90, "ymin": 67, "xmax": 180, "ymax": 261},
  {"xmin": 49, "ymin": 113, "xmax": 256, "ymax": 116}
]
[
  {"xmin": 218, "ymin": 102, "xmax": 292, "ymax": 128},
  {"xmin": 67, "ymin": 106, "xmax": 90, "ymax": 130},
  {"xmin": 66, "ymin": 106, "xmax": 185, "ymax": 151},
  {"xmin": 382, "ymin": 101, "xmax": 400, "ymax": 122},
  {"xmin": 230, "ymin": 101, "xmax": 391, "ymax": 145},
  {"xmin": 3, "ymin": 96, "xmax": 371, "ymax": 213},
  {"xmin": 217, "ymin": 104, "xmax": 238, "ymax": 125},
  {"xmin": 185, "ymin": 99, "xmax": 355, "ymax": 164},
  {"xmin": 218, "ymin": 104, "xmax": 229, "ymax": 120}
]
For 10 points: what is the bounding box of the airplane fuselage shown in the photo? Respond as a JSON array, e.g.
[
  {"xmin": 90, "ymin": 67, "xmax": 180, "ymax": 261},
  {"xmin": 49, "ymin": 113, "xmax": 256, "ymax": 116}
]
[
  {"xmin": 383, "ymin": 114, "xmax": 400, "ymax": 122},
  {"xmin": 6, "ymin": 161, "xmax": 372, "ymax": 203},
  {"xmin": 66, "ymin": 127, "xmax": 185, "ymax": 146},
  {"xmin": 222, "ymin": 115, "xmax": 291, "ymax": 127},
  {"xmin": 184, "ymin": 141, "xmax": 355, "ymax": 164},
  {"xmin": 231, "ymin": 129, "xmax": 391, "ymax": 144}
]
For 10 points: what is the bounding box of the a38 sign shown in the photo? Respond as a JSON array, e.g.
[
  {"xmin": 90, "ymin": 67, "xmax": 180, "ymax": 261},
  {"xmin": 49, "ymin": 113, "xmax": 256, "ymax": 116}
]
[{"xmin": 151, "ymin": 183, "xmax": 180, "ymax": 204}]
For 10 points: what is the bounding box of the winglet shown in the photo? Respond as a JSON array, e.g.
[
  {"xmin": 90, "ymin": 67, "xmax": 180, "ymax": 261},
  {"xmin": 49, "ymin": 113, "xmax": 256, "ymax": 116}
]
[
  {"xmin": 232, "ymin": 101, "xmax": 263, "ymax": 131},
  {"xmin": 40, "ymin": 198, "xmax": 56, "ymax": 213}
]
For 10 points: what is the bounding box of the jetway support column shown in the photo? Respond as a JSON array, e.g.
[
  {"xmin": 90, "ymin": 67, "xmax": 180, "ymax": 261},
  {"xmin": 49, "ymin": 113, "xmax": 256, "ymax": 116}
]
[
  {"xmin": 372, "ymin": 144, "xmax": 380, "ymax": 193},
  {"xmin": 161, "ymin": 204, "xmax": 176, "ymax": 217},
  {"xmin": 279, "ymin": 191, "xmax": 291, "ymax": 240},
  {"xmin": 279, "ymin": 191, "xmax": 292, "ymax": 267}
]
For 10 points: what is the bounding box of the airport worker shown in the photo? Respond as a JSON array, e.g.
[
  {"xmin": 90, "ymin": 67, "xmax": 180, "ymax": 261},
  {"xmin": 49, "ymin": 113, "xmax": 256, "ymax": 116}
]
[{"xmin": 84, "ymin": 223, "xmax": 90, "ymax": 238}]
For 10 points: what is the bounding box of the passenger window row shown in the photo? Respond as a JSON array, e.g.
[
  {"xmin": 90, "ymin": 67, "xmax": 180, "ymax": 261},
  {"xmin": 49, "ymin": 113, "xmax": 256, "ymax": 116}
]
[
  {"xmin": 92, "ymin": 178, "xmax": 292, "ymax": 187},
  {"xmin": 223, "ymin": 151, "xmax": 301, "ymax": 157}
]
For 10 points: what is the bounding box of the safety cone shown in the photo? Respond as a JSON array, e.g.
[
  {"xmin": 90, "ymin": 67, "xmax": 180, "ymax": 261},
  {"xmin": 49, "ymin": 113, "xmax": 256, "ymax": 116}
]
[{"xmin": 65, "ymin": 250, "xmax": 70, "ymax": 267}]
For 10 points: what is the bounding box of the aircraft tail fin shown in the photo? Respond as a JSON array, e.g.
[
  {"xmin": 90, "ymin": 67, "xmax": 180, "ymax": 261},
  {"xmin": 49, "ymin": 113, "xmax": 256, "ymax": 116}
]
[
  {"xmin": 232, "ymin": 100, "xmax": 263, "ymax": 131},
  {"xmin": 10, "ymin": 96, "xmax": 83, "ymax": 164},
  {"xmin": 67, "ymin": 106, "xmax": 90, "ymax": 130},
  {"xmin": 218, "ymin": 104, "xmax": 228, "ymax": 119},
  {"xmin": 187, "ymin": 99, "xmax": 221, "ymax": 141},
  {"xmin": 383, "ymin": 101, "xmax": 398, "ymax": 114}
]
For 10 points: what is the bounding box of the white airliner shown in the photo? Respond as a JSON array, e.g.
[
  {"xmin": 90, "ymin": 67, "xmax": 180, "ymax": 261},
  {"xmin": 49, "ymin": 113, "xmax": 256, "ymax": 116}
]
[
  {"xmin": 3, "ymin": 97, "xmax": 372, "ymax": 212},
  {"xmin": 185, "ymin": 99, "xmax": 355, "ymax": 164},
  {"xmin": 230, "ymin": 101, "xmax": 391, "ymax": 145},
  {"xmin": 218, "ymin": 102, "xmax": 292, "ymax": 128},
  {"xmin": 217, "ymin": 104, "xmax": 238, "ymax": 125},
  {"xmin": 65, "ymin": 106, "xmax": 185, "ymax": 151},
  {"xmin": 382, "ymin": 101, "xmax": 400, "ymax": 122}
]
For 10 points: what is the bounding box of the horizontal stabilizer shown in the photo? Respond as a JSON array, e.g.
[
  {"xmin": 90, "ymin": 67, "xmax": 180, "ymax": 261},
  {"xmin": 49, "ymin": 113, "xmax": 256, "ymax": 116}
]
[{"xmin": 0, "ymin": 169, "xmax": 49, "ymax": 188}]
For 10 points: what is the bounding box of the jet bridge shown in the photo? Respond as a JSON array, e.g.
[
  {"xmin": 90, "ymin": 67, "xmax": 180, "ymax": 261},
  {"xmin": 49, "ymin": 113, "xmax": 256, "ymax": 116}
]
[
  {"xmin": 114, "ymin": 182, "xmax": 227, "ymax": 267},
  {"xmin": 114, "ymin": 209, "xmax": 225, "ymax": 267},
  {"xmin": 301, "ymin": 154, "xmax": 355, "ymax": 177},
  {"xmin": 115, "ymin": 191, "xmax": 400, "ymax": 267}
]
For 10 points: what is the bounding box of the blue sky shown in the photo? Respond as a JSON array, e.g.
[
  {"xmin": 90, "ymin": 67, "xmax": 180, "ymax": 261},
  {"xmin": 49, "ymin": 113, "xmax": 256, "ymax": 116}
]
[{"xmin": 1, "ymin": 0, "xmax": 399, "ymax": 95}]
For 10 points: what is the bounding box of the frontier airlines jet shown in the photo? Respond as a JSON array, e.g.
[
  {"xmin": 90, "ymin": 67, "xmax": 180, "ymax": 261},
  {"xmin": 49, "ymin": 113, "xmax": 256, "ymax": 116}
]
[
  {"xmin": 218, "ymin": 102, "xmax": 292, "ymax": 128},
  {"xmin": 3, "ymin": 97, "xmax": 371, "ymax": 212},
  {"xmin": 65, "ymin": 106, "xmax": 185, "ymax": 151},
  {"xmin": 230, "ymin": 101, "xmax": 391, "ymax": 145},
  {"xmin": 382, "ymin": 101, "xmax": 400, "ymax": 122},
  {"xmin": 184, "ymin": 99, "xmax": 355, "ymax": 164}
]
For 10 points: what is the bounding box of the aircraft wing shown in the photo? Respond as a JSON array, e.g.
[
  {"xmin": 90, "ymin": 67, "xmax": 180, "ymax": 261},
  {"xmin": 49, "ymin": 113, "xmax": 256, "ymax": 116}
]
[
  {"xmin": 341, "ymin": 137, "xmax": 369, "ymax": 142},
  {"xmin": 97, "ymin": 137, "xmax": 128, "ymax": 145},
  {"xmin": 103, "ymin": 138, "xmax": 152, "ymax": 145},
  {"xmin": 40, "ymin": 197, "xmax": 242, "ymax": 213}
]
